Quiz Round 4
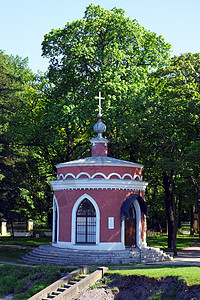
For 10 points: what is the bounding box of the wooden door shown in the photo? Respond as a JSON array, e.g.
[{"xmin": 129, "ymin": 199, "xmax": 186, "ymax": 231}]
[{"xmin": 125, "ymin": 218, "xmax": 136, "ymax": 247}]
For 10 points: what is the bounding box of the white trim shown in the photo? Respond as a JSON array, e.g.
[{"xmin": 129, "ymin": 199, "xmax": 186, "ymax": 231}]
[
  {"xmin": 91, "ymin": 172, "xmax": 107, "ymax": 179},
  {"xmin": 107, "ymin": 173, "xmax": 121, "ymax": 179},
  {"xmin": 122, "ymin": 199, "xmax": 142, "ymax": 248},
  {"xmin": 122, "ymin": 173, "xmax": 133, "ymax": 180},
  {"xmin": 52, "ymin": 195, "xmax": 59, "ymax": 243},
  {"xmin": 50, "ymin": 178, "xmax": 148, "ymax": 191},
  {"xmin": 57, "ymin": 172, "xmax": 143, "ymax": 181},
  {"xmin": 76, "ymin": 172, "xmax": 90, "ymax": 179},
  {"xmin": 52, "ymin": 241, "xmax": 125, "ymax": 250},
  {"xmin": 71, "ymin": 194, "xmax": 100, "ymax": 245},
  {"xmin": 121, "ymin": 218, "xmax": 125, "ymax": 247}
]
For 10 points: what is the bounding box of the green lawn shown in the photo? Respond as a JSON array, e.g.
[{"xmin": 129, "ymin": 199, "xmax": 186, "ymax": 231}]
[
  {"xmin": 0, "ymin": 236, "xmax": 51, "ymax": 247},
  {"xmin": 0, "ymin": 236, "xmax": 51, "ymax": 263},
  {"xmin": 0, "ymin": 247, "xmax": 29, "ymax": 263},
  {"xmin": 108, "ymin": 265, "xmax": 200, "ymax": 286},
  {"xmin": 147, "ymin": 234, "xmax": 199, "ymax": 250}
]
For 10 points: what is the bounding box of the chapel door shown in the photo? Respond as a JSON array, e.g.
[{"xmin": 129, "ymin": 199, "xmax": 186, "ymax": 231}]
[
  {"xmin": 125, "ymin": 204, "xmax": 136, "ymax": 247},
  {"xmin": 76, "ymin": 198, "xmax": 96, "ymax": 244}
]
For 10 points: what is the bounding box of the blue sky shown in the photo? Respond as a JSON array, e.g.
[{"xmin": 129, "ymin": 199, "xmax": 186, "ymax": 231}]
[{"xmin": 1, "ymin": 0, "xmax": 200, "ymax": 73}]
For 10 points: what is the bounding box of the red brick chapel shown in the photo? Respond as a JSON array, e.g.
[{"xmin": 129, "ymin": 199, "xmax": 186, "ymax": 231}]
[{"xmin": 50, "ymin": 92, "xmax": 148, "ymax": 251}]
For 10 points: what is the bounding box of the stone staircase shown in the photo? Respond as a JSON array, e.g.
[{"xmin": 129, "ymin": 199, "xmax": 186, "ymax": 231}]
[
  {"xmin": 21, "ymin": 244, "xmax": 172, "ymax": 265},
  {"xmin": 29, "ymin": 266, "xmax": 109, "ymax": 300}
]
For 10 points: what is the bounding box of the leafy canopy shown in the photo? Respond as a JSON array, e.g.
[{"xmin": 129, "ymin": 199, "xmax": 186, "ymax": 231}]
[{"xmin": 41, "ymin": 4, "xmax": 171, "ymax": 160}]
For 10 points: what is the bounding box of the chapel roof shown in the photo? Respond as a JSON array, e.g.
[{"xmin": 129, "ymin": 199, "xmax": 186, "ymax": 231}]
[{"xmin": 56, "ymin": 156, "xmax": 143, "ymax": 169}]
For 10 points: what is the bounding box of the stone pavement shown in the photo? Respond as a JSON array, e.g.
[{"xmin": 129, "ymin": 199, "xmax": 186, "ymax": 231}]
[{"xmin": 155, "ymin": 242, "xmax": 200, "ymax": 266}]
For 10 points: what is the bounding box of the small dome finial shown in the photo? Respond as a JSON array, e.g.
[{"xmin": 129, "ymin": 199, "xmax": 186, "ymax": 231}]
[
  {"xmin": 90, "ymin": 92, "xmax": 109, "ymax": 156},
  {"xmin": 95, "ymin": 91, "xmax": 104, "ymax": 119},
  {"xmin": 94, "ymin": 92, "xmax": 106, "ymax": 137}
]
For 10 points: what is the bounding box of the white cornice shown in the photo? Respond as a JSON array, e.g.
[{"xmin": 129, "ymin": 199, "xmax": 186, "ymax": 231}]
[{"xmin": 50, "ymin": 178, "xmax": 148, "ymax": 191}]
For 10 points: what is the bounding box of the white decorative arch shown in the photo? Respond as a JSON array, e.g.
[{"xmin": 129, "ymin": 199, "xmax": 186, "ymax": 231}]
[
  {"xmin": 134, "ymin": 175, "xmax": 141, "ymax": 181},
  {"xmin": 107, "ymin": 173, "xmax": 121, "ymax": 179},
  {"xmin": 121, "ymin": 199, "xmax": 142, "ymax": 248},
  {"xmin": 91, "ymin": 172, "xmax": 107, "ymax": 179},
  {"xmin": 76, "ymin": 172, "xmax": 90, "ymax": 179},
  {"xmin": 57, "ymin": 172, "xmax": 143, "ymax": 182},
  {"xmin": 122, "ymin": 173, "xmax": 133, "ymax": 180},
  {"xmin": 71, "ymin": 194, "xmax": 100, "ymax": 245},
  {"xmin": 52, "ymin": 195, "xmax": 59, "ymax": 243},
  {"xmin": 65, "ymin": 173, "xmax": 76, "ymax": 179}
]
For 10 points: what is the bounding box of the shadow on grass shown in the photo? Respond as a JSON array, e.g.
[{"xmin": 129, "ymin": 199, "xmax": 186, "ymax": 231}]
[
  {"xmin": 0, "ymin": 236, "xmax": 51, "ymax": 247},
  {"xmin": 147, "ymin": 234, "xmax": 200, "ymax": 251},
  {"xmin": 0, "ymin": 246, "xmax": 30, "ymax": 263}
]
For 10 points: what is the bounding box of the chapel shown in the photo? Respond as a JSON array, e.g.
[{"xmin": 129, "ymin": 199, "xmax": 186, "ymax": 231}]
[{"xmin": 50, "ymin": 93, "xmax": 148, "ymax": 251}]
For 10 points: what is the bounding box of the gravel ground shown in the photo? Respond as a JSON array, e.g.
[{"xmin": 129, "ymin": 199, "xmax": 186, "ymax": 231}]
[{"xmin": 72, "ymin": 288, "xmax": 115, "ymax": 300}]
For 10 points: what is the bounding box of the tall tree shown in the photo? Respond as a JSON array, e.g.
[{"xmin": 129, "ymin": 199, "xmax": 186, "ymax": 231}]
[
  {"xmin": 41, "ymin": 4, "xmax": 171, "ymax": 162},
  {"xmin": 134, "ymin": 53, "xmax": 200, "ymax": 251},
  {"xmin": 0, "ymin": 51, "xmax": 52, "ymax": 222}
]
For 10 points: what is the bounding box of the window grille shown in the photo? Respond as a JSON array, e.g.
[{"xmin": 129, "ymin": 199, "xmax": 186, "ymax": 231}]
[{"xmin": 76, "ymin": 199, "xmax": 96, "ymax": 244}]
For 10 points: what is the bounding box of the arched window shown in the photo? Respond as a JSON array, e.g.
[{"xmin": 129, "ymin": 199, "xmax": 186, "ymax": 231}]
[{"xmin": 76, "ymin": 198, "xmax": 96, "ymax": 244}]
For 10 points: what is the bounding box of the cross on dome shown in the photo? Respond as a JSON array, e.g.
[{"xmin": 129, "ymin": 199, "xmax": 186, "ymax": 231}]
[
  {"xmin": 93, "ymin": 91, "xmax": 107, "ymax": 138},
  {"xmin": 95, "ymin": 91, "xmax": 105, "ymax": 119}
]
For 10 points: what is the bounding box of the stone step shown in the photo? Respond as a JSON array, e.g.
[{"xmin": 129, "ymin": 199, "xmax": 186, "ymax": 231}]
[{"xmin": 21, "ymin": 244, "xmax": 172, "ymax": 265}]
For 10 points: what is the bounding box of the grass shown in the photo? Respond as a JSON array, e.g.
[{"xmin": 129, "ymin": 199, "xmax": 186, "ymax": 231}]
[
  {"xmin": 0, "ymin": 247, "xmax": 30, "ymax": 263},
  {"xmin": 147, "ymin": 234, "xmax": 199, "ymax": 250},
  {"xmin": 0, "ymin": 264, "xmax": 74, "ymax": 299},
  {"xmin": 0, "ymin": 236, "xmax": 52, "ymax": 263},
  {"xmin": 0, "ymin": 236, "xmax": 51, "ymax": 247},
  {"xmin": 107, "ymin": 265, "xmax": 200, "ymax": 286}
]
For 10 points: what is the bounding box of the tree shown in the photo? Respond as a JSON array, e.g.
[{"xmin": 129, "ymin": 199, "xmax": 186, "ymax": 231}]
[
  {"xmin": 41, "ymin": 4, "xmax": 171, "ymax": 162},
  {"xmin": 1, "ymin": 5, "xmax": 172, "ymax": 227},
  {"xmin": 134, "ymin": 53, "xmax": 200, "ymax": 252},
  {"xmin": 0, "ymin": 51, "xmax": 52, "ymax": 222}
]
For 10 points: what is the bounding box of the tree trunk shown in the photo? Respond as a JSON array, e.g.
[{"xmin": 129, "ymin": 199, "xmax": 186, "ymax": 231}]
[
  {"xmin": 190, "ymin": 205, "xmax": 195, "ymax": 235},
  {"xmin": 194, "ymin": 187, "xmax": 200, "ymax": 237},
  {"xmin": 163, "ymin": 171, "xmax": 177, "ymax": 254},
  {"xmin": 171, "ymin": 177, "xmax": 177, "ymax": 256},
  {"xmin": 177, "ymin": 191, "xmax": 183, "ymax": 229},
  {"xmin": 191, "ymin": 176, "xmax": 200, "ymax": 238}
]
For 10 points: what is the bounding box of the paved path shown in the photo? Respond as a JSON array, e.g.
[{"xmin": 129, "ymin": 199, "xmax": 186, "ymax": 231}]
[{"xmin": 157, "ymin": 242, "xmax": 200, "ymax": 266}]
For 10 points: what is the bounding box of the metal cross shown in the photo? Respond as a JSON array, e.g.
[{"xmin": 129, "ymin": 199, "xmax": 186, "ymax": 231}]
[{"xmin": 95, "ymin": 91, "xmax": 105, "ymax": 117}]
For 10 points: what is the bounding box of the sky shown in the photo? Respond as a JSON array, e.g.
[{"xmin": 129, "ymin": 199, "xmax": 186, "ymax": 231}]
[{"xmin": 1, "ymin": 0, "xmax": 200, "ymax": 73}]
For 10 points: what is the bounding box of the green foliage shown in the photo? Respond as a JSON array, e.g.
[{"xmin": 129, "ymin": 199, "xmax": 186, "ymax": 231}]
[
  {"xmin": 1, "ymin": 4, "xmax": 200, "ymax": 248},
  {"xmin": 0, "ymin": 264, "xmax": 74, "ymax": 299},
  {"xmin": 41, "ymin": 4, "xmax": 171, "ymax": 161},
  {"xmin": 149, "ymin": 289, "xmax": 164, "ymax": 300},
  {"xmin": 0, "ymin": 51, "xmax": 54, "ymax": 223}
]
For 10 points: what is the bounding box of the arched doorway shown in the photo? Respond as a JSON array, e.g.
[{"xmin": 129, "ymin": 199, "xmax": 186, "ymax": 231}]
[
  {"xmin": 125, "ymin": 203, "xmax": 136, "ymax": 247},
  {"xmin": 76, "ymin": 198, "xmax": 96, "ymax": 244}
]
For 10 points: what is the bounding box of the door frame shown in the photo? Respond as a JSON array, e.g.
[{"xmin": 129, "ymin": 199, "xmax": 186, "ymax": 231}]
[
  {"xmin": 53, "ymin": 195, "xmax": 59, "ymax": 243},
  {"xmin": 125, "ymin": 205, "xmax": 136, "ymax": 247},
  {"xmin": 121, "ymin": 199, "xmax": 142, "ymax": 248}
]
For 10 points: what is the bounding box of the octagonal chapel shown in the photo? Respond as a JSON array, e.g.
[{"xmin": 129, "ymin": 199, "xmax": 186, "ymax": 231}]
[{"xmin": 50, "ymin": 93, "xmax": 148, "ymax": 251}]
